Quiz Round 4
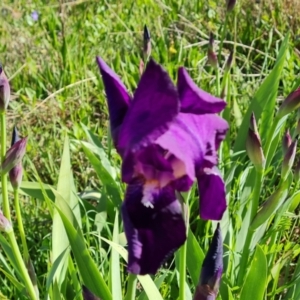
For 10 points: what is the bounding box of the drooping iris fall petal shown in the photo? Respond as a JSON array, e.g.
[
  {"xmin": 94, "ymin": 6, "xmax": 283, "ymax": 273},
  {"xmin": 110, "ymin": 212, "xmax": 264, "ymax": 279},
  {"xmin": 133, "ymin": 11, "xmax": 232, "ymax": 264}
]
[
  {"xmin": 122, "ymin": 180, "xmax": 186, "ymax": 275},
  {"xmin": 197, "ymin": 168, "xmax": 226, "ymax": 220},
  {"xmin": 96, "ymin": 57, "xmax": 131, "ymax": 146}
]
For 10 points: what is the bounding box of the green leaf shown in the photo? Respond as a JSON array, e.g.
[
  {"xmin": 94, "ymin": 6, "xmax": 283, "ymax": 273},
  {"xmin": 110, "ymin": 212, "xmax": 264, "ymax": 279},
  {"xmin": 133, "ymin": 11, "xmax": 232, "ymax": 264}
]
[
  {"xmin": 52, "ymin": 136, "xmax": 81, "ymax": 287},
  {"xmin": 100, "ymin": 237, "xmax": 164, "ymax": 300},
  {"xmin": 110, "ymin": 211, "xmax": 122, "ymax": 300},
  {"xmin": 18, "ymin": 181, "xmax": 55, "ymax": 201},
  {"xmin": 186, "ymin": 229, "xmax": 205, "ymax": 287},
  {"xmin": 56, "ymin": 202, "xmax": 112, "ymax": 300},
  {"xmin": 240, "ymin": 245, "xmax": 267, "ymax": 300},
  {"xmin": 234, "ymin": 34, "xmax": 289, "ymax": 153},
  {"xmin": 81, "ymin": 142, "xmax": 122, "ymax": 207}
]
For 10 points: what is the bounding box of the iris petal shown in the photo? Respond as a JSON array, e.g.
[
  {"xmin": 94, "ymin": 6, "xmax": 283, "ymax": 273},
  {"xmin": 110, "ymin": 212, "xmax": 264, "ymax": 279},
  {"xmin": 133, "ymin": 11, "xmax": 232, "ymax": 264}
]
[
  {"xmin": 96, "ymin": 57, "xmax": 131, "ymax": 146},
  {"xmin": 197, "ymin": 168, "xmax": 226, "ymax": 220},
  {"xmin": 122, "ymin": 180, "xmax": 186, "ymax": 275},
  {"xmin": 177, "ymin": 67, "xmax": 226, "ymax": 114},
  {"xmin": 118, "ymin": 59, "xmax": 179, "ymax": 157}
]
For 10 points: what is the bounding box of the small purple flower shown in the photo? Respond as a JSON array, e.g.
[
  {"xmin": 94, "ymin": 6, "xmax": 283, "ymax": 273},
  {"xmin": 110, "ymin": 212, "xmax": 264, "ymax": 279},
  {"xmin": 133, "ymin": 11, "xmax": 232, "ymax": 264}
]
[
  {"xmin": 194, "ymin": 224, "xmax": 223, "ymax": 300},
  {"xmin": 31, "ymin": 11, "xmax": 39, "ymax": 21},
  {"xmin": 9, "ymin": 127, "xmax": 24, "ymax": 189},
  {"xmin": 96, "ymin": 57, "xmax": 228, "ymax": 274}
]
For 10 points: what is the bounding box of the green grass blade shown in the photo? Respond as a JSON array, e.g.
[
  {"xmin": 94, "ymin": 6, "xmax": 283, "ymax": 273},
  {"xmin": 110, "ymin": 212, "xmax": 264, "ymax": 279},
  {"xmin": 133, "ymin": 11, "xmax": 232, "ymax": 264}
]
[
  {"xmin": 52, "ymin": 136, "xmax": 81, "ymax": 287},
  {"xmin": 110, "ymin": 211, "xmax": 122, "ymax": 300},
  {"xmin": 234, "ymin": 34, "xmax": 289, "ymax": 153},
  {"xmin": 240, "ymin": 245, "xmax": 267, "ymax": 300},
  {"xmin": 100, "ymin": 237, "xmax": 164, "ymax": 300},
  {"xmin": 186, "ymin": 229, "xmax": 205, "ymax": 287},
  {"xmin": 56, "ymin": 202, "xmax": 112, "ymax": 300}
]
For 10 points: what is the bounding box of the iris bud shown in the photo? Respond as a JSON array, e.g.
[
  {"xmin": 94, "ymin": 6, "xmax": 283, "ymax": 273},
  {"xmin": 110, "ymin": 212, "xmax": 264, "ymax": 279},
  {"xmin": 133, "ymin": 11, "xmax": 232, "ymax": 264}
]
[
  {"xmin": 193, "ymin": 224, "xmax": 223, "ymax": 300},
  {"xmin": 281, "ymin": 139, "xmax": 297, "ymax": 181},
  {"xmin": 277, "ymin": 88, "xmax": 300, "ymax": 119},
  {"xmin": 143, "ymin": 25, "xmax": 151, "ymax": 58},
  {"xmin": 282, "ymin": 130, "xmax": 292, "ymax": 155},
  {"xmin": 0, "ymin": 210, "xmax": 12, "ymax": 233},
  {"xmin": 207, "ymin": 33, "xmax": 218, "ymax": 68},
  {"xmin": 246, "ymin": 113, "xmax": 265, "ymax": 171},
  {"xmin": 226, "ymin": 0, "xmax": 236, "ymax": 12},
  {"xmin": 0, "ymin": 66, "xmax": 10, "ymax": 112}
]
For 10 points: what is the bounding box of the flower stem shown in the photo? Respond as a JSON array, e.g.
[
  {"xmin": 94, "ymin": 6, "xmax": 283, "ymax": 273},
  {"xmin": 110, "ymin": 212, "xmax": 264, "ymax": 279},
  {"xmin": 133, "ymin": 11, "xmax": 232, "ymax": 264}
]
[
  {"xmin": 1, "ymin": 113, "xmax": 37, "ymax": 299},
  {"xmin": 7, "ymin": 231, "xmax": 37, "ymax": 299},
  {"xmin": 0, "ymin": 112, "xmax": 10, "ymax": 221},
  {"xmin": 14, "ymin": 188, "xmax": 29, "ymax": 262},
  {"xmin": 237, "ymin": 168, "xmax": 263, "ymax": 286},
  {"xmin": 179, "ymin": 240, "xmax": 187, "ymax": 300},
  {"xmin": 124, "ymin": 273, "xmax": 137, "ymax": 300}
]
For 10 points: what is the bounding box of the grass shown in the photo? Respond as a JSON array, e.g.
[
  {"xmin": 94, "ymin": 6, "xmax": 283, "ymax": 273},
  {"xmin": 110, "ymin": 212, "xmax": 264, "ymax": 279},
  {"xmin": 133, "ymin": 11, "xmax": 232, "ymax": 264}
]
[{"xmin": 0, "ymin": 0, "xmax": 300, "ymax": 299}]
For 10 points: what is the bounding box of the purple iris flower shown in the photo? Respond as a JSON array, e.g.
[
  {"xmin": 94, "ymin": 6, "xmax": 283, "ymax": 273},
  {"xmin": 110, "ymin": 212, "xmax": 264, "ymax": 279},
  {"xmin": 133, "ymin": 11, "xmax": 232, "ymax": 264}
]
[
  {"xmin": 96, "ymin": 57, "xmax": 228, "ymax": 275},
  {"xmin": 194, "ymin": 224, "xmax": 223, "ymax": 300}
]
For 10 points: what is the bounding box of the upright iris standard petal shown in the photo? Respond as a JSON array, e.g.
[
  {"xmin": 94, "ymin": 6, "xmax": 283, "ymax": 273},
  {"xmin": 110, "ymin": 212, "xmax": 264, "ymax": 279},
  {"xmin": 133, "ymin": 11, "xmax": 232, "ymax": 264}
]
[
  {"xmin": 119, "ymin": 59, "xmax": 179, "ymax": 181},
  {"xmin": 177, "ymin": 67, "xmax": 226, "ymax": 114},
  {"xmin": 197, "ymin": 168, "xmax": 226, "ymax": 220},
  {"xmin": 122, "ymin": 180, "xmax": 186, "ymax": 275},
  {"xmin": 96, "ymin": 57, "xmax": 131, "ymax": 145},
  {"xmin": 194, "ymin": 224, "xmax": 223, "ymax": 300}
]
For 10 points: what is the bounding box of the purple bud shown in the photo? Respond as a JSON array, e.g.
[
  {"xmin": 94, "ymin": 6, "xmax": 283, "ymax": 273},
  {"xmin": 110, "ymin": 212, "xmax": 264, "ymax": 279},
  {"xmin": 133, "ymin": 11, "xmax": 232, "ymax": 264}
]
[
  {"xmin": 282, "ymin": 139, "xmax": 297, "ymax": 180},
  {"xmin": 82, "ymin": 285, "xmax": 101, "ymax": 300},
  {"xmin": 225, "ymin": 51, "xmax": 233, "ymax": 71},
  {"xmin": 207, "ymin": 33, "xmax": 218, "ymax": 68},
  {"xmin": 246, "ymin": 113, "xmax": 265, "ymax": 171},
  {"xmin": 2, "ymin": 137, "xmax": 27, "ymax": 175},
  {"xmin": 226, "ymin": 0, "xmax": 236, "ymax": 12},
  {"xmin": 0, "ymin": 210, "xmax": 12, "ymax": 233},
  {"xmin": 9, "ymin": 127, "xmax": 23, "ymax": 189},
  {"xmin": 194, "ymin": 224, "xmax": 223, "ymax": 300},
  {"xmin": 282, "ymin": 130, "xmax": 292, "ymax": 155},
  {"xmin": 143, "ymin": 25, "xmax": 151, "ymax": 57},
  {"xmin": 0, "ymin": 69, "xmax": 10, "ymax": 112},
  {"xmin": 277, "ymin": 88, "xmax": 300, "ymax": 119}
]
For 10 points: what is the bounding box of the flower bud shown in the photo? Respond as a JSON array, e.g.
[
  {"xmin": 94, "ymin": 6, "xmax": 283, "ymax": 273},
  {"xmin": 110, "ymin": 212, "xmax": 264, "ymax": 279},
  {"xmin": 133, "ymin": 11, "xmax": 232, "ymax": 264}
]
[
  {"xmin": 225, "ymin": 51, "xmax": 233, "ymax": 72},
  {"xmin": 143, "ymin": 25, "xmax": 151, "ymax": 58},
  {"xmin": 2, "ymin": 137, "xmax": 27, "ymax": 175},
  {"xmin": 0, "ymin": 210, "xmax": 12, "ymax": 233},
  {"xmin": 82, "ymin": 285, "xmax": 101, "ymax": 300},
  {"xmin": 226, "ymin": 0, "xmax": 236, "ymax": 12},
  {"xmin": 193, "ymin": 224, "xmax": 223, "ymax": 300},
  {"xmin": 251, "ymin": 183, "xmax": 289, "ymax": 230},
  {"xmin": 281, "ymin": 139, "xmax": 297, "ymax": 180},
  {"xmin": 277, "ymin": 88, "xmax": 300, "ymax": 119},
  {"xmin": 207, "ymin": 33, "xmax": 218, "ymax": 68},
  {"xmin": 246, "ymin": 113, "xmax": 265, "ymax": 171},
  {"xmin": 0, "ymin": 66, "xmax": 10, "ymax": 112},
  {"xmin": 282, "ymin": 130, "xmax": 292, "ymax": 155}
]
